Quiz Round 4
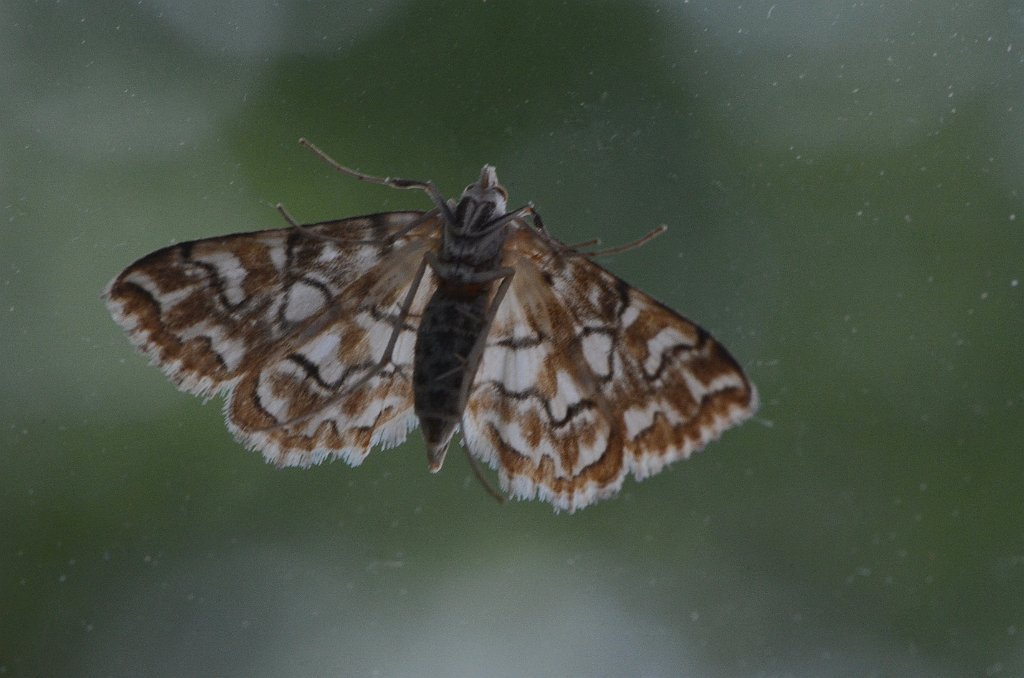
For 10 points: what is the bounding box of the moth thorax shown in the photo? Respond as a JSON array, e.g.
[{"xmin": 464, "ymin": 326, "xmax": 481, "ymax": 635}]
[{"xmin": 441, "ymin": 228, "xmax": 508, "ymax": 272}]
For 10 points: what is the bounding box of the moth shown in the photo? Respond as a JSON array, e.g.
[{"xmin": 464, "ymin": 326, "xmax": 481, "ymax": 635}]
[{"xmin": 104, "ymin": 139, "xmax": 758, "ymax": 511}]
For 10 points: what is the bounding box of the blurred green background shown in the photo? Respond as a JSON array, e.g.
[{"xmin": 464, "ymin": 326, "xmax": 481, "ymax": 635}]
[{"xmin": 2, "ymin": 1, "xmax": 1022, "ymax": 676}]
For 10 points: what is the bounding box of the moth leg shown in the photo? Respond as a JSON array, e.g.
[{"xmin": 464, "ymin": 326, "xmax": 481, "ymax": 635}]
[
  {"xmin": 523, "ymin": 203, "xmax": 549, "ymax": 234},
  {"xmin": 452, "ymin": 268, "xmax": 517, "ymax": 502},
  {"xmin": 299, "ymin": 138, "xmax": 457, "ymax": 225},
  {"xmin": 275, "ymin": 202, "xmax": 302, "ymax": 229},
  {"xmin": 452, "ymin": 266, "xmax": 516, "ymax": 414},
  {"xmin": 461, "ymin": 442, "xmax": 506, "ymax": 504},
  {"xmin": 577, "ymin": 224, "xmax": 668, "ymax": 257},
  {"xmin": 256, "ymin": 253, "xmax": 432, "ymax": 432},
  {"xmin": 334, "ymin": 252, "xmax": 432, "ymax": 394},
  {"xmin": 276, "ymin": 201, "xmax": 441, "ymax": 246},
  {"xmin": 503, "ymin": 204, "xmax": 601, "ymax": 258},
  {"xmin": 529, "ymin": 216, "xmax": 666, "ymax": 260},
  {"xmin": 483, "ymin": 203, "xmax": 539, "ymax": 235},
  {"xmin": 563, "ymin": 237, "xmax": 602, "ymax": 250}
]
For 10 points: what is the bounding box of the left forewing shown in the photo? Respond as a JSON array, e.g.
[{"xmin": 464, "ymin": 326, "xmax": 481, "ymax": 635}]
[
  {"xmin": 103, "ymin": 212, "xmax": 430, "ymax": 398},
  {"xmin": 462, "ymin": 227, "xmax": 758, "ymax": 512}
]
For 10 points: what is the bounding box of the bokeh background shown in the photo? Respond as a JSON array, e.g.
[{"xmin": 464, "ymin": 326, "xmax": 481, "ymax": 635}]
[{"xmin": 3, "ymin": 1, "xmax": 1022, "ymax": 676}]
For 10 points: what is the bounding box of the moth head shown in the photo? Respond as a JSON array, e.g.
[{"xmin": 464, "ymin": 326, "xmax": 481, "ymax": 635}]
[{"xmin": 453, "ymin": 165, "xmax": 509, "ymax": 232}]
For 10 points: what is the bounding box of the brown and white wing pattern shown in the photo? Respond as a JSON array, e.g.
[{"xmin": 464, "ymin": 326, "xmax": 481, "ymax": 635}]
[
  {"xmin": 463, "ymin": 227, "xmax": 758, "ymax": 512},
  {"xmin": 104, "ymin": 212, "xmax": 440, "ymax": 467}
]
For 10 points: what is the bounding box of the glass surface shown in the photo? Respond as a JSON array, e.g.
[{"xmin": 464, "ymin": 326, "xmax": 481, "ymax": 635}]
[{"xmin": 2, "ymin": 1, "xmax": 1022, "ymax": 675}]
